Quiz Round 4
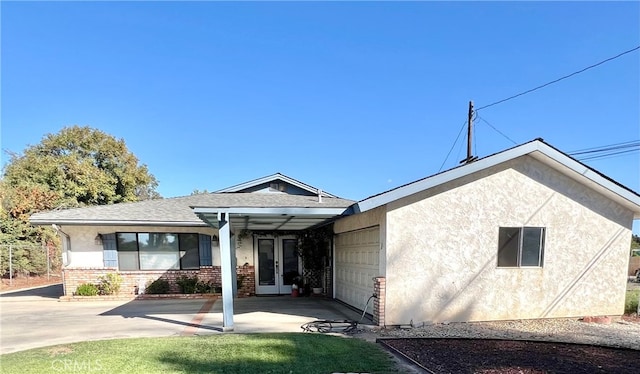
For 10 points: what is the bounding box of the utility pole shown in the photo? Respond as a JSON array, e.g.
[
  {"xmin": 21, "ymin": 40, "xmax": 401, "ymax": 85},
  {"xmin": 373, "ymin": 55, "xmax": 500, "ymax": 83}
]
[{"xmin": 467, "ymin": 100, "xmax": 473, "ymax": 162}]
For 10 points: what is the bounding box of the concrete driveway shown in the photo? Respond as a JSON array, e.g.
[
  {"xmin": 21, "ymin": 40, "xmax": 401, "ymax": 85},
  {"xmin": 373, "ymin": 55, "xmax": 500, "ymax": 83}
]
[{"xmin": 0, "ymin": 285, "xmax": 369, "ymax": 354}]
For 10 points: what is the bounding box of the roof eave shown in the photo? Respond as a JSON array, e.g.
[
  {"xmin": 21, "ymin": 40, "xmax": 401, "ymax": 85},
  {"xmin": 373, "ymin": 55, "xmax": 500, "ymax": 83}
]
[
  {"xmin": 191, "ymin": 206, "xmax": 350, "ymax": 216},
  {"xmin": 356, "ymin": 140, "xmax": 640, "ymax": 216},
  {"xmin": 29, "ymin": 219, "xmax": 208, "ymax": 227},
  {"xmin": 215, "ymin": 173, "xmax": 338, "ymax": 198}
]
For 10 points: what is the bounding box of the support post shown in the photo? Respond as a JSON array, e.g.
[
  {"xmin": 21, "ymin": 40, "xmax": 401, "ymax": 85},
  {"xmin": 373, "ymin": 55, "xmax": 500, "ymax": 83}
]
[
  {"xmin": 9, "ymin": 244, "xmax": 13, "ymax": 287},
  {"xmin": 467, "ymin": 100, "xmax": 474, "ymax": 162},
  {"xmin": 218, "ymin": 212, "xmax": 234, "ymax": 331},
  {"xmin": 46, "ymin": 243, "xmax": 50, "ymax": 280}
]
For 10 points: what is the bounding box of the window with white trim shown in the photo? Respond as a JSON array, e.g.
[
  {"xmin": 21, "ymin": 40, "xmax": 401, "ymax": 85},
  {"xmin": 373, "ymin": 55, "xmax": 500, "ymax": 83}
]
[
  {"xmin": 116, "ymin": 233, "xmax": 200, "ymax": 271},
  {"xmin": 497, "ymin": 227, "xmax": 545, "ymax": 267}
]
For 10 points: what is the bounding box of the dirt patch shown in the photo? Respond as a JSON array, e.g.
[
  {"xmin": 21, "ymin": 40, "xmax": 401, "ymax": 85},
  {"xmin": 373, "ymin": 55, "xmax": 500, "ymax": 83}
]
[
  {"xmin": 380, "ymin": 338, "xmax": 640, "ymax": 374},
  {"xmin": 46, "ymin": 346, "xmax": 74, "ymax": 356},
  {"xmin": 0, "ymin": 275, "xmax": 62, "ymax": 291}
]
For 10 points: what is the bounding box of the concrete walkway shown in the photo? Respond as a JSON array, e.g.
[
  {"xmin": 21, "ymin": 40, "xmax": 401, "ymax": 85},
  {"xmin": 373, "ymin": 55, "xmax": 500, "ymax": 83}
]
[{"xmin": 0, "ymin": 285, "xmax": 370, "ymax": 354}]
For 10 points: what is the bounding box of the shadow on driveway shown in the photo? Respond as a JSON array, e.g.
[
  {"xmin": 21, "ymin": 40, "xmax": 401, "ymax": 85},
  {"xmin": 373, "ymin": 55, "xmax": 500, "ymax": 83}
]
[
  {"xmin": 0, "ymin": 283, "xmax": 63, "ymax": 299},
  {"xmin": 99, "ymin": 295, "xmax": 371, "ymax": 334}
]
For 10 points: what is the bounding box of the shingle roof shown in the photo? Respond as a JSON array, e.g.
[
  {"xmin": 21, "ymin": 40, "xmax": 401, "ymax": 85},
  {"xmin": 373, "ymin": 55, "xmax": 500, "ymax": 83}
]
[{"xmin": 29, "ymin": 193, "xmax": 355, "ymax": 226}]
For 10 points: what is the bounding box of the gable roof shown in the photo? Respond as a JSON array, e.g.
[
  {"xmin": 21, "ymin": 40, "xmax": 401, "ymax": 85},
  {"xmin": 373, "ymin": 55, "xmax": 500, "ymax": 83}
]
[
  {"xmin": 356, "ymin": 139, "xmax": 640, "ymax": 218},
  {"xmin": 216, "ymin": 172, "xmax": 337, "ymax": 198},
  {"xmin": 29, "ymin": 192, "xmax": 354, "ymax": 226}
]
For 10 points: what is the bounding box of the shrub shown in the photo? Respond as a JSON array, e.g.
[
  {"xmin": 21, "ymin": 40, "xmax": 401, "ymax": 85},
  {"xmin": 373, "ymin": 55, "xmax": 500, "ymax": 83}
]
[
  {"xmin": 75, "ymin": 283, "xmax": 99, "ymax": 296},
  {"xmin": 146, "ymin": 278, "xmax": 171, "ymax": 294},
  {"xmin": 98, "ymin": 273, "xmax": 122, "ymax": 295},
  {"xmin": 625, "ymin": 290, "xmax": 639, "ymax": 314},
  {"xmin": 195, "ymin": 280, "xmax": 216, "ymax": 293},
  {"xmin": 176, "ymin": 275, "xmax": 199, "ymax": 294}
]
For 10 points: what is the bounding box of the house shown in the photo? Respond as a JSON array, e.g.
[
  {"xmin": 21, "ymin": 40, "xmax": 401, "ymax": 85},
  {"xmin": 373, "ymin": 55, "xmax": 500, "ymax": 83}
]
[{"xmin": 30, "ymin": 139, "xmax": 640, "ymax": 329}]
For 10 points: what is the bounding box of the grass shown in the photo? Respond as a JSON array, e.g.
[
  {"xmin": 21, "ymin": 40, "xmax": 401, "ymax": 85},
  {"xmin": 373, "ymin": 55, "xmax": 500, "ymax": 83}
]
[
  {"xmin": 626, "ymin": 289, "xmax": 639, "ymax": 314},
  {"xmin": 0, "ymin": 333, "xmax": 397, "ymax": 374}
]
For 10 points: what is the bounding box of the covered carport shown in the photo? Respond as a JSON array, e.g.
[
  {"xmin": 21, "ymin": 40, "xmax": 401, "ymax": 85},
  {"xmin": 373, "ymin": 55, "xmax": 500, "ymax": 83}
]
[{"xmin": 192, "ymin": 202, "xmax": 351, "ymax": 331}]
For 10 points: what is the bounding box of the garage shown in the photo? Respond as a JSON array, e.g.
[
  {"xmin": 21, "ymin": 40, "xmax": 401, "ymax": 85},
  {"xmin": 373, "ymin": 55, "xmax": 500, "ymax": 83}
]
[{"xmin": 334, "ymin": 226, "xmax": 381, "ymax": 311}]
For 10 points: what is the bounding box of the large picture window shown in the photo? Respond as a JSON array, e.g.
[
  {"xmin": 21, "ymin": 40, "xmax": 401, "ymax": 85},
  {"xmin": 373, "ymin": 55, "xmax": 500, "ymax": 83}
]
[
  {"xmin": 116, "ymin": 233, "xmax": 201, "ymax": 271},
  {"xmin": 497, "ymin": 227, "xmax": 545, "ymax": 267}
]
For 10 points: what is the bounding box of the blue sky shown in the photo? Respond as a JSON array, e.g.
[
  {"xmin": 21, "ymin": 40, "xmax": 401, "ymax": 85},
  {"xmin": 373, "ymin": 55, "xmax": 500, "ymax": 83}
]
[{"xmin": 2, "ymin": 2, "xmax": 639, "ymax": 231}]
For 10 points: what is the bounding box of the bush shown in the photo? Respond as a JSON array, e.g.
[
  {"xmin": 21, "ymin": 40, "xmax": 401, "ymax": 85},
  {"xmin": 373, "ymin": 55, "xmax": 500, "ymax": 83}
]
[
  {"xmin": 625, "ymin": 290, "xmax": 639, "ymax": 314},
  {"xmin": 146, "ymin": 278, "xmax": 170, "ymax": 294},
  {"xmin": 176, "ymin": 275, "xmax": 199, "ymax": 294},
  {"xmin": 98, "ymin": 273, "xmax": 122, "ymax": 295},
  {"xmin": 195, "ymin": 280, "xmax": 217, "ymax": 293},
  {"xmin": 75, "ymin": 283, "xmax": 99, "ymax": 296}
]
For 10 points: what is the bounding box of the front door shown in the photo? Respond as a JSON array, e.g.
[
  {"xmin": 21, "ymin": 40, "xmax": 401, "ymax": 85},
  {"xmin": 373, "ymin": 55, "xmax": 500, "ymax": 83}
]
[{"xmin": 255, "ymin": 236, "xmax": 300, "ymax": 294}]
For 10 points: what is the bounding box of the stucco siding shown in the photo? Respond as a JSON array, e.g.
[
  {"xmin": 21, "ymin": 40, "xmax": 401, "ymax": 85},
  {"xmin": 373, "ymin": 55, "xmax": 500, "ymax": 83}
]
[{"xmin": 385, "ymin": 156, "xmax": 634, "ymax": 325}]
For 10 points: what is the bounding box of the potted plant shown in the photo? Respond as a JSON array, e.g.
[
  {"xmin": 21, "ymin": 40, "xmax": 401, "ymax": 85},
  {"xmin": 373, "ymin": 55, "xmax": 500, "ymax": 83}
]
[
  {"xmin": 298, "ymin": 227, "xmax": 331, "ymax": 295},
  {"xmin": 291, "ymin": 274, "xmax": 303, "ymax": 297}
]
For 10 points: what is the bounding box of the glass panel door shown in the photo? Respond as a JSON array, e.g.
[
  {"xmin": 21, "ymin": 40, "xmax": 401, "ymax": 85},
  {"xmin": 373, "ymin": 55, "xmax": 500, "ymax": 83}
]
[
  {"xmin": 280, "ymin": 239, "xmax": 299, "ymax": 293},
  {"xmin": 256, "ymin": 239, "xmax": 278, "ymax": 294},
  {"xmin": 255, "ymin": 236, "xmax": 300, "ymax": 295}
]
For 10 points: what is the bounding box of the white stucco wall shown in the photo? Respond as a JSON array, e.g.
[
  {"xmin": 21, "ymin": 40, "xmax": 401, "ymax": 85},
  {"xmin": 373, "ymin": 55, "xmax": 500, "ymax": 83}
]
[
  {"xmin": 384, "ymin": 156, "xmax": 634, "ymax": 324},
  {"xmin": 230, "ymin": 233, "xmax": 254, "ymax": 267},
  {"xmin": 60, "ymin": 225, "xmax": 217, "ymax": 268}
]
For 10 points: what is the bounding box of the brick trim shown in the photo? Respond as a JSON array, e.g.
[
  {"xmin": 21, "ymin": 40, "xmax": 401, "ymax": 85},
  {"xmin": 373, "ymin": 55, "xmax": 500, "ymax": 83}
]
[
  {"xmin": 62, "ymin": 266, "xmax": 255, "ymax": 297},
  {"xmin": 373, "ymin": 276, "xmax": 386, "ymax": 326}
]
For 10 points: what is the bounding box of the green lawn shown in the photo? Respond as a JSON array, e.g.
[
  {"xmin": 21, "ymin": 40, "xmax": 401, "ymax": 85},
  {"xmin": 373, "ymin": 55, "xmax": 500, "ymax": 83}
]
[
  {"xmin": 0, "ymin": 333, "xmax": 398, "ymax": 374},
  {"xmin": 626, "ymin": 289, "xmax": 639, "ymax": 314}
]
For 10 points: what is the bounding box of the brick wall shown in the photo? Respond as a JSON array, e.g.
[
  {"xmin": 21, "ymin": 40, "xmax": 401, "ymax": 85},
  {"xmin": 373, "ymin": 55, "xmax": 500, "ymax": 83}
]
[
  {"xmin": 63, "ymin": 266, "xmax": 255, "ymax": 297},
  {"xmin": 237, "ymin": 265, "xmax": 255, "ymax": 296},
  {"xmin": 373, "ymin": 276, "xmax": 386, "ymax": 326}
]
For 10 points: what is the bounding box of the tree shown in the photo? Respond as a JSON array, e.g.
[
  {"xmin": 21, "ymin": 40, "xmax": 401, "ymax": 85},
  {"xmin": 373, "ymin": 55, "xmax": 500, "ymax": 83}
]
[
  {"xmin": 0, "ymin": 126, "xmax": 160, "ymax": 275},
  {"xmin": 632, "ymin": 234, "xmax": 640, "ymax": 257},
  {"xmin": 3, "ymin": 126, "xmax": 159, "ymax": 206}
]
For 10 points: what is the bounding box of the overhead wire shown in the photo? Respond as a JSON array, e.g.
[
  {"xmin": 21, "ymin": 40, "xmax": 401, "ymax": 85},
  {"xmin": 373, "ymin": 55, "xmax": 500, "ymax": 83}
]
[
  {"xmin": 438, "ymin": 119, "xmax": 468, "ymax": 172},
  {"xmin": 577, "ymin": 149, "xmax": 639, "ymax": 162},
  {"xmin": 568, "ymin": 140, "xmax": 640, "ymax": 155},
  {"xmin": 476, "ymin": 115, "xmax": 518, "ymax": 145},
  {"xmin": 569, "ymin": 140, "xmax": 640, "ymax": 161},
  {"xmin": 439, "ymin": 46, "xmax": 639, "ymax": 172},
  {"xmin": 475, "ymin": 45, "xmax": 640, "ymax": 111}
]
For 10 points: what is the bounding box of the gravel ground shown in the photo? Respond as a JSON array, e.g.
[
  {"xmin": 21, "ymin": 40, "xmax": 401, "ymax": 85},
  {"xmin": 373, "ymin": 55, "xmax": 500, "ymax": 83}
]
[{"xmin": 373, "ymin": 317, "xmax": 640, "ymax": 350}]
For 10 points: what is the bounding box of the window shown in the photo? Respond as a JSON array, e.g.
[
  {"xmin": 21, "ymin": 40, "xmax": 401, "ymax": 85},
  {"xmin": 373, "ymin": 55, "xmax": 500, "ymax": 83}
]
[
  {"xmin": 497, "ymin": 227, "xmax": 545, "ymax": 267},
  {"xmin": 116, "ymin": 233, "xmax": 201, "ymax": 271}
]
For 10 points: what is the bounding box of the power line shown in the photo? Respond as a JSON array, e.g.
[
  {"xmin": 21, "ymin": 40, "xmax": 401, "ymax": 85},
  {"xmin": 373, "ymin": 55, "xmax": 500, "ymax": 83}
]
[
  {"xmin": 438, "ymin": 120, "xmax": 468, "ymax": 172},
  {"xmin": 476, "ymin": 115, "xmax": 518, "ymax": 145},
  {"xmin": 569, "ymin": 140, "xmax": 640, "ymax": 161},
  {"xmin": 577, "ymin": 148, "xmax": 639, "ymax": 161},
  {"xmin": 568, "ymin": 140, "xmax": 640, "ymax": 155},
  {"xmin": 476, "ymin": 45, "xmax": 640, "ymax": 111}
]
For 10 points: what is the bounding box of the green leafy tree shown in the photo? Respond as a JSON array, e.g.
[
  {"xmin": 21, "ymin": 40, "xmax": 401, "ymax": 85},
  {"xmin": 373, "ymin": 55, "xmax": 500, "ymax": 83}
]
[
  {"xmin": 1, "ymin": 126, "xmax": 160, "ymax": 275},
  {"xmin": 3, "ymin": 126, "xmax": 159, "ymax": 206}
]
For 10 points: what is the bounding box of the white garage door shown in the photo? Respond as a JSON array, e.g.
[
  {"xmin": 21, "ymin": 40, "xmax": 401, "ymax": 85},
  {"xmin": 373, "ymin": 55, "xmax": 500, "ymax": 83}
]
[{"xmin": 334, "ymin": 226, "xmax": 380, "ymax": 311}]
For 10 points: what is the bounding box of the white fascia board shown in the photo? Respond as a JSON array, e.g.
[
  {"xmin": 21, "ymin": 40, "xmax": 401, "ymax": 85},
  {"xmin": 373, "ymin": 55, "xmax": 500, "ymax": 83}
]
[
  {"xmin": 192, "ymin": 206, "xmax": 349, "ymax": 216},
  {"xmin": 531, "ymin": 142, "xmax": 640, "ymax": 214},
  {"xmin": 356, "ymin": 142, "xmax": 538, "ymax": 212},
  {"xmin": 356, "ymin": 140, "xmax": 640, "ymax": 215},
  {"xmin": 215, "ymin": 173, "xmax": 337, "ymax": 198},
  {"xmin": 29, "ymin": 219, "xmax": 207, "ymax": 227}
]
